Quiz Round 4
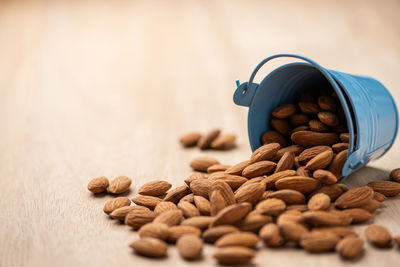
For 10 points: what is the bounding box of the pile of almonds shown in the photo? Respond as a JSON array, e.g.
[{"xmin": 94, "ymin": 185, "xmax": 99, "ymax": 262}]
[
  {"xmin": 88, "ymin": 89, "xmax": 400, "ymax": 265},
  {"xmin": 179, "ymin": 129, "xmax": 236, "ymax": 150}
]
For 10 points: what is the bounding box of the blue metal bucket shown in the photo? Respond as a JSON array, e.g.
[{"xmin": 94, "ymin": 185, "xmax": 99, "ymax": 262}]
[{"xmin": 233, "ymin": 54, "xmax": 398, "ymax": 180}]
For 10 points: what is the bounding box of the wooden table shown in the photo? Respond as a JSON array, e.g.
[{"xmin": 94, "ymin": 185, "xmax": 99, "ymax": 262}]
[{"xmin": 1, "ymin": 0, "xmax": 399, "ymax": 266}]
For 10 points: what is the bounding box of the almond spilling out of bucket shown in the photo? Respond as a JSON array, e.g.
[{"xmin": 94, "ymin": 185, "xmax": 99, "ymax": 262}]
[{"xmin": 89, "ymin": 89, "xmax": 400, "ymax": 265}]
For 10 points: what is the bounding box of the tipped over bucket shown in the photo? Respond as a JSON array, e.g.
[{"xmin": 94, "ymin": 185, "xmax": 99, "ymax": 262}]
[{"xmin": 233, "ymin": 54, "xmax": 398, "ymax": 180}]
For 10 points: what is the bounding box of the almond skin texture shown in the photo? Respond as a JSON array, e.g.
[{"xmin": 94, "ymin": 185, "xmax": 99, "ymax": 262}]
[
  {"xmin": 259, "ymin": 223, "xmax": 284, "ymax": 247},
  {"xmin": 203, "ymin": 225, "xmax": 240, "ymax": 243},
  {"xmin": 179, "ymin": 132, "xmax": 202, "ymax": 147},
  {"xmin": 307, "ymin": 193, "xmax": 331, "ymax": 211},
  {"xmin": 291, "ymin": 131, "xmax": 338, "ymax": 147},
  {"xmin": 267, "ymin": 189, "xmax": 306, "ymax": 205},
  {"xmin": 340, "ymin": 133, "xmax": 350, "ymax": 143},
  {"xmin": 272, "ymin": 104, "xmax": 297, "ymax": 119},
  {"xmin": 178, "ymin": 201, "xmax": 200, "ymax": 218},
  {"xmin": 279, "ymin": 221, "xmax": 309, "ymax": 243},
  {"xmin": 209, "ymin": 180, "xmax": 236, "ymax": 215},
  {"xmin": 318, "ymin": 95, "xmax": 338, "ymax": 112},
  {"xmin": 300, "ymin": 231, "xmax": 340, "ymax": 252},
  {"xmin": 181, "ymin": 216, "xmax": 215, "ymax": 230},
  {"xmin": 167, "ymin": 226, "xmax": 202, "ymax": 242},
  {"xmin": 213, "ymin": 246, "xmax": 255, "ymax": 265},
  {"xmin": 108, "ymin": 176, "xmax": 132, "ymax": 194},
  {"xmin": 132, "ymin": 196, "xmax": 162, "ymax": 210},
  {"xmin": 154, "ymin": 201, "xmax": 178, "ymax": 214},
  {"xmin": 129, "ymin": 237, "xmax": 167, "ymax": 258},
  {"xmin": 264, "ymin": 170, "xmax": 297, "ymax": 189},
  {"xmin": 275, "ymin": 176, "xmax": 321, "ymax": 194},
  {"xmin": 274, "ymin": 145, "xmax": 304, "ymax": 161},
  {"xmin": 365, "ymin": 224, "xmax": 392, "ymax": 247},
  {"xmin": 309, "ymin": 119, "xmax": 329, "ymax": 132},
  {"xmin": 304, "ymin": 150, "xmax": 333, "ymax": 171},
  {"xmin": 197, "ymin": 129, "xmax": 220, "ymax": 150},
  {"xmin": 212, "ymin": 203, "xmax": 252, "ymax": 226},
  {"xmin": 124, "ymin": 209, "xmax": 156, "ymax": 229},
  {"xmin": 313, "ymin": 169, "xmax": 337, "ymax": 185},
  {"xmin": 261, "ymin": 130, "xmax": 288, "ymax": 146},
  {"xmin": 299, "ymin": 102, "xmax": 320, "ymax": 114},
  {"xmin": 318, "ymin": 111, "xmax": 339, "ymax": 126},
  {"xmin": 87, "ymin": 177, "xmax": 109, "ymax": 193},
  {"xmin": 312, "ymin": 184, "xmax": 347, "ymax": 201},
  {"xmin": 334, "ymin": 186, "xmax": 374, "ymax": 209},
  {"xmin": 290, "ymin": 113, "xmax": 309, "ymax": 126},
  {"xmin": 274, "ymin": 151, "xmax": 295, "ymax": 173},
  {"xmin": 184, "ymin": 172, "xmax": 206, "ymax": 186},
  {"xmin": 341, "ymin": 208, "xmax": 372, "ymax": 223},
  {"xmin": 207, "ymin": 164, "xmax": 232, "ymax": 174},
  {"xmin": 235, "ymin": 182, "xmax": 266, "ymax": 204},
  {"xmin": 367, "ymin": 181, "xmax": 400, "ymax": 197},
  {"xmin": 180, "ymin": 193, "xmax": 194, "ymax": 203},
  {"xmin": 211, "ymin": 134, "xmax": 236, "ymax": 150},
  {"xmin": 138, "ymin": 180, "xmax": 172, "ymax": 196},
  {"xmin": 298, "ymin": 146, "xmax": 332, "ymax": 164},
  {"xmin": 138, "ymin": 223, "xmax": 169, "ymax": 240},
  {"xmin": 163, "ymin": 185, "xmax": 190, "ymax": 203},
  {"xmin": 256, "ymin": 198, "xmax": 286, "ymax": 216},
  {"xmin": 242, "ymin": 161, "xmax": 277, "ymax": 178},
  {"xmin": 208, "ymin": 172, "xmax": 248, "ymax": 190},
  {"xmin": 235, "ymin": 211, "xmax": 273, "ymax": 232},
  {"xmin": 336, "ymin": 236, "xmax": 363, "ymax": 259},
  {"xmin": 215, "ymin": 232, "xmax": 259, "ymax": 248},
  {"xmin": 190, "ymin": 156, "xmax": 220, "ymax": 172},
  {"xmin": 303, "ymin": 210, "xmax": 348, "ymax": 227},
  {"xmin": 332, "ymin": 143, "xmax": 349, "ymax": 153},
  {"xmin": 250, "ymin": 143, "xmax": 280, "ymax": 163},
  {"xmin": 189, "ymin": 178, "xmax": 211, "ymax": 198},
  {"xmin": 154, "ymin": 209, "xmax": 183, "ymax": 226},
  {"xmin": 177, "ymin": 235, "xmax": 203, "ymax": 260},
  {"xmin": 194, "ymin": 195, "xmax": 211, "ymax": 215},
  {"xmin": 271, "ymin": 119, "xmax": 291, "ymax": 136},
  {"xmin": 389, "ymin": 168, "xmax": 400, "ymax": 182},
  {"xmin": 103, "ymin": 197, "xmax": 131, "ymax": 214},
  {"xmin": 109, "ymin": 206, "xmax": 148, "ymax": 220},
  {"xmin": 225, "ymin": 160, "xmax": 251, "ymax": 175},
  {"xmin": 328, "ymin": 149, "xmax": 348, "ymax": 179}
]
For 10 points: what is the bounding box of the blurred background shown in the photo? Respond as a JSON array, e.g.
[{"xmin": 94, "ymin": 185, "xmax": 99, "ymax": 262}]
[{"xmin": 1, "ymin": 1, "xmax": 400, "ymax": 266}]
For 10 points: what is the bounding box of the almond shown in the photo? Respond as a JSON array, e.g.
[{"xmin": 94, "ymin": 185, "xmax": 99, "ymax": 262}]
[
  {"xmin": 190, "ymin": 156, "xmax": 220, "ymax": 172},
  {"xmin": 207, "ymin": 164, "xmax": 232, "ymax": 173},
  {"xmin": 235, "ymin": 211, "xmax": 273, "ymax": 232},
  {"xmin": 203, "ymin": 226, "xmax": 239, "ymax": 243},
  {"xmin": 242, "ymin": 161, "xmax": 276, "ymax": 178},
  {"xmin": 213, "ymin": 246, "xmax": 255, "ymax": 265},
  {"xmin": 304, "ymin": 150, "xmax": 333, "ymax": 170},
  {"xmin": 208, "ymin": 172, "xmax": 248, "ymax": 190},
  {"xmin": 267, "ymin": 189, "xmax": 306, "ymax": 205},
  {"xmin": 286, "ymin": 204, "xmax": 308, "ymax": 212},
  {"xmin": 318, "ymin": 95, "xmax": 338, "ymax": 112},
  {"xmin": 181, "ymin": 216, "xmax": 215, "ymax": 230},
  {"xmin": 334, "ymin": 186, "xmax": 374, "ymax": 209},
  {"xmin": 129, "ymin": 237, "xmax": 167, "ymax": 258},
  {"xmin": 154, "ymin": 201, "xmax": 178, "ymax": 214},
  {"xmin": 212, "ymin": 203, "xmax": 252, "ymax": 226},
  {"xmin": 341, "ymin": 208, "xmax": 372, "ymax": 223},
  {"xmin": 211, "ymin": 134, "xmax": 236, "ymax": 150},
  {"xmin": 138, "ymin": 222, "xmax": 169, "ymax": 240},
  {"xmin": 264, "ymin": 170, "xmax": 297, "ymax": 189},
  {"xmin": 259, "ymin": 223, "xmax": 284, "ymax": 247},
  {"xmin": 312, "ymin": 184, "xmax": 347, "ymax": 201},
  {"xmin": 125, "ymin": 209, "xmax": 156, "ymax": 229},
  {"xmin": 276, "ymin": 210, "xmax": 304, "ymax": 225},
  {"xmin": 167, "ymin": 225, "xmax": 201, "ymax": 242},
  {"xmin": 271, "ymin": 119, "xmax": 291, "ymax": 136},
  {"xmin": 318, "ymin": 111, "xmax": 339, "ymax": 126},
  {"xmin": 109, "ymin": 205, "xmax": 148, "ymax": 220},
  {"xmin": 138, "ymin": 180, "xmax": 172, "ymax": 196},
  {"xmin": 132, "ymin": 195, "xmax": 162, "ymax": 210},
  {"xmin": 180, "ymin": 193, "xmax": 194, "ymax": 203},
  {"xmin": 389, "ymin": 168, "xmax": 400, "ymax": 182},
  {"xmin": 179, "ymin": 132, "xmax": 202, "ymax": 147},
  {"xmin": 209, "ymin": 180, "xmax": 236, "ymax": 216},
  {"xmin": 225, "ymin": 160, "xmax": 251, "ymax": 175},
  {"xmin": 108, "ymin": 176, "xmax": 132, "ymax": 194},
  {"xmin": 357, "ymin": 198, "xmax": 382, "ymax": 213},
  {"xmin": 291, "ymin": 125, "xmax": 309, "ymax": 133},
  {"xmin": 291, "ymin": 131, "xmax": 338, "ymax": 147},
  {"xmin": 189, "ymin": 178, "xmax": 211, "ymax": 198},
  {"xmin": 272, "ymin": 104, "xmax": 297, "ymax": 119},
  {"xmin": 275, "ymin": 176, "xmax": 321, "ymax": 194},
  {"xmin": 312, "ymin": 227, "xmax": 357, "ymax": 238},
  {"xmin": 365, "ymin": 224, "xmax": 392, "ymax": 247},
  {"xmin": 307, "ymin": 193, "xmax": 331, "ymax": 211},
  {"xmin": 103, "ymin": 197, "xmax": 131, "ymax": 214},
  {"xmin": 193, "ymin": 195, "xmax": 211, "ymax": 215},
  {"xmin": 296, "ymin": 166, "xmax": 311, "ymax": 177},
  {"xmin": 328, "ymin": 149, "xmax": 348, "ymax": 179},
  {"xmin": 300, "ymin": 231, "xmax": 339, "ymax": 252},
  {"xmin": 289, "ymin": 113, "xmax": 309, "ymax": 126},
  {"xmin": 332, "ymin": 143, "xmax": 349, "ymax": 153},
  {"xmin": 215, "ymin": 232, "xmax": 259, "ymax": 248},
  {"xmin": 163, "ymin": 185, "xmax": 190, "ymax": 203},
  {"xmin": 367, "ymin": 180, "xmax": 400, "ymax": 197},
  {"xmin": 274, "ymin": 151, "xmax": 295, "ymax": 173},
  {"xmin": 261, "ymin": 131, "xmax": 288, "ymax": 146},
  {"xmin": 154, "ymin": 209, "xmax": 183, "ymax": 226},
  {"xmin": 303, "ymin": 210, "xmax": 347, "ymax": 227},
  {"xmin": 256, "ymin": 198, "xmax": 286, "ymax": 216},
  {"xmin": 177, "ymin": 234, "xmax": 203, "ymax": 260},
  {"xmin": 336, "ymin": 236, "xmax": 363, "ymax": 259},
  {"xmin": 340, "ymin": 133, "xmax": 350, "ymax": 143},
  {"xmin": 250, "ymin": 143, "xmax": 280, "ymax": 163},
  {"xmin": 87, "ymin": 176, "xmax": 109, "ymax": 193},
  {"xmin": 374, "ymin": 191, "xmax": 387, "ymax": 202},
  {"xmin": 313, "ymin": 169, "xmax": 337, "ymax": 185},
  {"xmin": 235, "ymin": 182, "xmax": 266, "ymax": 204},
  {"xmin": 184, "ymin": 172, "xmax": 206, "ymax": 186},
  {"xmin": 274, "ymin": 145, "xmax": 304, "ymax": 161},
  {"xmin": 299, "ymin": 102, "xmax": 320, "ymax": 114},
  {"xmin": 279, "ymin": 221, "xmax": 309, "ymax": 243},
  {"xmin": 197, "ymin": 128, "xmax": 220, "ymax": 150},
  {"xmin": 298, "ymin": 146, "xmax": 332, "ymax": 164},
  {"xmin": 308, "ymin": 119, "xmax": 329, "ymax": 132},
  {"xmin": 178, "ymin": 201, "xmax": 200, "ymax": 218}
]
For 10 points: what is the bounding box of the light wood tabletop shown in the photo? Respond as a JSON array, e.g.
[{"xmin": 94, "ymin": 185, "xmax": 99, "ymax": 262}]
[{"xmin": 1, "ymin": 0, "xmax": 400, "ymax": 266}]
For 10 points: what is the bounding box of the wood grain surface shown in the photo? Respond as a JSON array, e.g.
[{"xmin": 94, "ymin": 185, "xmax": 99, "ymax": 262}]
[{"xmin": 1, "ymin": 0, "xmax": 400, "ymax": 266}]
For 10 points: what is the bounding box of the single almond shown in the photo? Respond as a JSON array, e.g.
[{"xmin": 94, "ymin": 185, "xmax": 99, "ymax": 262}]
[
  {"xmin": 225, "ymin": 160, "xmax": 251, "ymax": 175},
  {"xmin": 312, "ymin": 184, "xmax": 347, "ymax": 201},
  {"xmin": 304, "ymin": 150, "xmax": 333, "ymax": 171},
  {"xmin": 296, "ymin": 166, "xmax": 311, "ymax": 177},
  {"xmin": 341, "ymin": 208, "xmax": 372, "ymax": 223},
  {"xmin": 291, "ymin": 131, "xmax": 338, "ymax": 147},
  {"xmin": 194, "ymin": 195, "xmax": 211, "ymax": 215},
  {"xmin": 274, "ymin": 151, "xmax": 295, "ymax": 173},
  {"xmin": 179, "ymin": 132, "xmax": 202, "ymax": 147},
  {"xmin": 332, "ymin": 143, "xmax": 349, "ymax": 153},
  {"xmin": 275, "ymin": 176, "xmax": 321, "ymax": 194},
  {"xmin": 313, "ymin": 169, "xmax": 337, "ymax": 185},
  {"xmin": 291, "ymin": 125, "xmax": 309, "ymax": 133},
  {"xmin": 242, "ymin": 161, "xmax": 276, "ymax": 178},
  {"xmin": 259, "ymin": 223, "xmax": 284, "ymax": 247},
  {"xmin": 203, "ymin": 226, "xmax": 239, "ymax": 243},
  {"xmin": 189, "ymin": 178, "xmax": 211, "ymax": 198},
  {"xmin": 303, "ymin": 210, "xmax": 348, "ymax": 227},
  {"xmin": 235, "ymin": 182, "xmax": 266, "ymax": 204},
  {"xmin": 215, "ymin": 232, "xmax": 259, "ymax": 248},
  {"xmin": 178, "ymin": 201, "xmax": 200, "ymax": 218},
  {"xmin": 271, "ymin": 118, "xmax": 291, "ymax": 136},
  {"xmin": 129, "ymin": 237, "xmax": 167, "ymax": 258},
  {"xmin": 264, "ymin": 170, "xmax": 297, "ymax": 189},
  {"xmin": 328, "ymin": 149, "xmax": 348, "ymax": 179},
  {"xmin": 261, "ymin": 130, "xmax": 288, "ymax": 146},
  {"xmin": 272, "ymin": 104, "xmax": 297, "ymax": 119},
  {"xmin": 307, "ymin": 193, "xmax": 331, "ymax": 211},
  {"xmin": 250, "ymin": 143, "xmax": 281, "ymax": 163},
  {"xmin": 367, "ymin": 180, "xmax": 400, "ymax": 197},
  {"xmin": 213, "ymin": 246, "xmax": 255, "ymax": 265},
  {"xmin": 340, "ymin": 133, "xmax": 350, "ymax": 143},
  {"xmin": 298, "ymin": 146, "xmax": 332, "ymax": 164},
  {"xmin": 289, "ymin": 113, "xmax": 309, "ymax": 126},
  {"xmin": 163, "ymin": 185, "xmax": 190, "ymax": 203},
  {"xmin": 299, "ymin": 102, "xmax": 320, "ymax": 114},
  {"xmin": 256, "ymin": 198, "xmax": 286, "ymax": 216},
  {"xmin": 212, "ymin": 203, "xmax": 252, "ymax": 226},
  {"xmin": 184, "ymin": 172, "xmax": 206, "ymax": 186},
  {"xmin": 108, "ymin": 176, "xmax": 132, "ymax": 194},
  {"xmin": 124, "ymin": 209, "xmax": 156, "ymax": 229},
  {"xmin": 154, "ymin": 209, "xmax": 183, "ymax": 226},
  {"xmin": 365, "ymin": 224, "xmax": 392, "ymax": 247},
  {"xmin": 336, "ymin": 236, "xmax": 363, "ymax": 259},
  {"xmin": 312, "ymin": 227, "xmax": 357, "ymax": 238},
  {"xmin": 279, "ymin": 221, "xmax": 309, "ymax": 243},
  {"xmin": 276, "ymin": 210, "xmax": 304, "ymax": 225},
  {"xmin": 154, "ymin": 201, "xmax": 178, "ymax": 214},
  {"xmin": 109, "ymin": 205, "xmax": 148, "ymax": 220},
  {"xmin": 374, "ymin": 191, "xmax": 387, "ymax": 202},
  {"xmin": 197, "ymin": 129, "xmax": 220, "ymax": 150},
  {"xmin": 138, "ymin": 180, "xmax": 172, "ymax": 196},
  {"xmin": 318, "ymin": 111, "xmax": 339, "ymax": 126},
  {"xmin": 334, "ymin": 186, "xmax": 374, "ymax": 209},
  {"xmin": 209, "ymin": 180, "xmax": 236, "ymax": 216},
  {"xmin": 309, "ymin": 119, "xmax": 329, "ymax": 132},
  {"xmin": 357, "ymin": 198, "xmax": 382, "ymax": 213},
  {"xmin": 207, "ymin": 164, "xmax": 232, "ymax": 174},
  {"xmin": 180, "ymin": 193, "xmax": 194, "ymax": 203},
  {"xmin": 211, "ymin": 134, "xmax": 236, "ymax": 150},
  {"xmin": 389, "ymin": 168, "xmax": 400, "ymax": 182},
  {"xmin": 300, "ymin": 231, "xmax": 339, "ymax": 252},
  {"xmin": 235, "ymin": 211, "xmax": 273, "ymax": 232},
  {"xmin": 177, "ymin": 234, "xmax": 203, "ymax": 260},
  {"xmin": 167, "ymin": 225, "xmax": 202, "ymax": 242},
  {"xmin": 103, "ymin": 197, "xmax": 131, "ymax": 214},
  {"xmin": 190, "ymin": 156, "xmax": 220, "ymax": 172},
  {"xmin": 138, "ymin": 222, "xmax": 169, "ymax": 240},
  {"xmin": 267, "ymin": 189, "xmax": 306, "ymax": 205},
  {"xmin": 318, "ymin": 95, "xmax": 338, "ymax": 111},
  {"xmin": 208, "ymin": 172, "xmax": 248, "ymax": 190},
  {"xmin": 87, "ymin": 176, "xmax": 109, "ymax": 193},
  {"xmin": 181, "ymin": 216, "xmax": 215, "ymax": 230},
  {"xmin": 132, "ymin": 195, "xmax": 162, "ymax": 210}
]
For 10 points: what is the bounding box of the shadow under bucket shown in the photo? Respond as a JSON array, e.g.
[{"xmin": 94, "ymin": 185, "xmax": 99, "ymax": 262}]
[{"xmin": 234, "ymin": 54, "xmax": 398, "ymax": 180}]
